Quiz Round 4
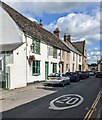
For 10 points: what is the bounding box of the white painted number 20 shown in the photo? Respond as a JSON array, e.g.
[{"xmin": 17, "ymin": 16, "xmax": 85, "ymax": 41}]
[{"xmin": 49, "ymin": 94, "xmax": 84, "ymax": 110}]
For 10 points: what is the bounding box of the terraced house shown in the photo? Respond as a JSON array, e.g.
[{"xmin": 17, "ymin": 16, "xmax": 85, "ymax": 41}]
[
  {"xmin": 54, "ymin": 30, "xmax": 83, "ymax": 73},
  {"xmin": 73, "ymin": 41, "xmax": 88, "ymax": 71},
  {"xmin": 0, "ymin": 1, "xmax": 70, "ymax": 89}
]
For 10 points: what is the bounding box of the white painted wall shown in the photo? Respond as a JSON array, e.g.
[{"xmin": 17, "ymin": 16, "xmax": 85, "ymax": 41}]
[
  {"xmin": 25, "ymin": 36, "xmax": 60, "ymax": 83},
  {"xmin": 69, "ymin": 52, "xmax": 82, "ymax": 72},
  {"xmin": 6, "ymin": 43, "xmax": 27, "ymax": 89},
  {"xmin": 0, "ymin": 7, "xmax": 23, "ymax": 44}
]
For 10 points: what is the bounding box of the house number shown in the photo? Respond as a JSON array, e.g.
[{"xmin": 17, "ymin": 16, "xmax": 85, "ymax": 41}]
[{"xmin": 49, "ymin": 94, "xmax": 84, "ymax": 110}]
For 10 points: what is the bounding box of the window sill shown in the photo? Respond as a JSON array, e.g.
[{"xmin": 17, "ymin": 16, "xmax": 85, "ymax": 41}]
[
  {"xmin": 32, "ymin": 52, "xmax": 41, "ymax": 55},
  {"xmin": 32, "ymin": 74, "xmax": 41, "ymax": 76}
]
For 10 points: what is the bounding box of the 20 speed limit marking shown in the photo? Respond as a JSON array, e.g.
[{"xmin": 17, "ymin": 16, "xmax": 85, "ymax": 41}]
[{"xmin": 49, "ymin": 94, "xmax": 84, "ymax": 110}]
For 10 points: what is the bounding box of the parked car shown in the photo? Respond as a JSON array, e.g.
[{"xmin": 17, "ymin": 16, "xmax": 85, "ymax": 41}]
[
  {"xmin": 95, "ymin": 72, "xmax": 102, "ymax": 78},
  {"xmin": 85, "ymin": 71, "xmax": 90, "ymax": 78},
  {"xmin": 89, "ymin": 71, "xmax": 95, "ymax": 76},
  {"xmin": 66, "ymin": 72, "xmax": 80, "ymax": 82},
  {"xmin": 75, "ymin": 71, "xmax": 87, "ymax": 79},
  {"xmin": 44, "ymin": 73, "xmax": 70, "ymax": 86}
]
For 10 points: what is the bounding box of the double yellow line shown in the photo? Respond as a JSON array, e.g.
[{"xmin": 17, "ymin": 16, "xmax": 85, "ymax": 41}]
[{"xmin": 83, "ymin": 88, "xmax": 102, "ymax": 120}]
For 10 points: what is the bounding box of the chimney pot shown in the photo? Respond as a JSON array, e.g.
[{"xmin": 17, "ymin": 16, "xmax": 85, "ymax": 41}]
[
  {"xmin": 39, "ymin": 19, "xmax": 43, "ymax": 27},
  {"xmin": 53, "ymin": 27, "xmax": 60, "ymax": 37},
  {"xmin": 67, "ymin": 35, "xmax": 71, "ymax": 41},
  {"xmin": 64, "ymin": 33, "xmax": 67, "ymax": 42},
  {"xmin": 64, "ymin": 34, "xmax": 71, "ymax": 43}
]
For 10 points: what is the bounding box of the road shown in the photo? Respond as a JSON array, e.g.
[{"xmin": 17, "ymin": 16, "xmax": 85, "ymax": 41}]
[{"xmin": 2, "ymin": 76, "xmax": 101, "ymax": 119}]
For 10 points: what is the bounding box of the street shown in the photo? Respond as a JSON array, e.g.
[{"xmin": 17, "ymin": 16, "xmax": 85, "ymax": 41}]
[{"xmin": 2, "ymin": 76, "xmax": 101, "ymax": 119}]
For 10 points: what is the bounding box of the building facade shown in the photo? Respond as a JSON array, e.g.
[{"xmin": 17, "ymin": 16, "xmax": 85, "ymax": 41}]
[
  {"xmin": 62, "ymin": 34, "xmax": 82, "ymax": 72},
  {"xmin": 97, "ymin": 58, "xmax": 102, "ymax": 72},
  {"xmin": 0, "ymin": 1, "xmax": 70, "ymax": 89},
  {"xmin": 73, "ymin": 40, "xmax": 88, "ymax": 71}
]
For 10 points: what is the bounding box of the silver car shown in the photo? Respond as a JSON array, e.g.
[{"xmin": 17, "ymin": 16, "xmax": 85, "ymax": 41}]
[{"xmin": 44, "ymin": 73, "xmax": 70, "ymax": 86}]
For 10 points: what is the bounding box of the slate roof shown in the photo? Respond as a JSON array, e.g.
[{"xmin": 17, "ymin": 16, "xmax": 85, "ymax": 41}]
[
  {"xmin": 72, "ymin": 41, "xmax": 86, "ymax": 56},
  {"xmin": 0, "ymin": 42, "xmax": 23, "ymax": 52},
  {"xmin": 62, "ymin": 41, "xmax": 82, "ymax": 55},
  {"xmin": 0, "ymin": 1, "xmax": 70, "ymax": 52}
]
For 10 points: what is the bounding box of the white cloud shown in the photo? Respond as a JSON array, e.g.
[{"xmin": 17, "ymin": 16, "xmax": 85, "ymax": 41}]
[
  {"xmin": 3, "ymin": 2, "xmax": 82, "ymax": 15},
  {"xmin": 45, "ymin": 11, "xmax": 100, "ymax": 38},
  {"xmin": 87, "ymin": 49, "xmax": 102, "ymax": 64},
  {"xmin": 2, "ymin": 0, "xmax": 101, "ymax": 2},
  {"xmin": 25, "ymin": 14, "xmax": 38, "ymax": 22}
]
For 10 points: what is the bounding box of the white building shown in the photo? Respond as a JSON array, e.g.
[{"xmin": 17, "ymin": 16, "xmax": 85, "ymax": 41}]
[
  {"xmin": 97, "ymin": 58, "xmax": 102, "ymax": 72},
  {"xmin": 0, "ymin": 1, "xmax": 70, "ymax": 89}
]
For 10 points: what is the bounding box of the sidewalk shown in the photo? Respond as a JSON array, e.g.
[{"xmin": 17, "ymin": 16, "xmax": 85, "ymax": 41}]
[{"xmin": 0, "ymin": 82, "xmax": 57, "ymax": 112}]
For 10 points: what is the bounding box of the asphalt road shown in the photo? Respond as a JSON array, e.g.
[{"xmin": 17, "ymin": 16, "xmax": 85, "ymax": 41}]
[{"xmin": 2, "ymin": 76, "xmax": 101, "ymax": 119}]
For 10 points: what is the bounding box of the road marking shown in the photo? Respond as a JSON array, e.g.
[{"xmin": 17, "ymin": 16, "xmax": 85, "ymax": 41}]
[
  {"xmin": 83, "ymin": 88, "xmax": 102, "ymax": 120},
  {"xmin": 49, "ymin": 94, "xmax": 84, "ymax": 110}
]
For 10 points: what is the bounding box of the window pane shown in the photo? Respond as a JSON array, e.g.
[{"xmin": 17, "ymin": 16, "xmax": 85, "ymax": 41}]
[
  {"xmin": 32, "ymin": 37, "xmax": 40, "ymax": 54},
  {"xmin": 53, "ymin": 47, "xmax": 57, "ymax": 58},
  {"xmin": 32, "ymin": 60, "xmax": 40, "ymax": 75}
]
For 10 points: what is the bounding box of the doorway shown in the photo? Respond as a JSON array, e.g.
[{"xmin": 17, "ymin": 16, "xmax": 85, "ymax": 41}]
[{"xmin": 45, "ymin": 62, "xmax": 49, "ymax": 80}]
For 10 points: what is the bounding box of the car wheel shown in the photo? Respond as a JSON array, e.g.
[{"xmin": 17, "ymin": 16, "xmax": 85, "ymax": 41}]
[
  {"xmin": 62, "ymin": 82, "xmax": 65, "ymax": 87},
  {"xmin": 68, "ymin": 82, "xmax": 70, "ymax": 85}
]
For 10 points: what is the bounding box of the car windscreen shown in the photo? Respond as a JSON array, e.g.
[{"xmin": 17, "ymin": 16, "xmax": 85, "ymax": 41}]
[{"xmin": 48, "ymin": 73, "xmax": 60, "ymax": 77}]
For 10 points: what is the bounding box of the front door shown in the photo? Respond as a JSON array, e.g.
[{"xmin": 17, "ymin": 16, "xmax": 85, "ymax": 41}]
[{"xmin": 45, "ymin": 62, "xmax": 49, "ymax": 80}]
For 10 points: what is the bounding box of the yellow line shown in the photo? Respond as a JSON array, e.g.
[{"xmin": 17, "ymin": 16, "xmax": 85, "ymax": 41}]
[
  {"xmin": 83, "ymin": 88, "xmax": 102, "ymax": 120},
  {"xmin": 87, "ymin": 92, "xmax": 100, "ymax": 119}
]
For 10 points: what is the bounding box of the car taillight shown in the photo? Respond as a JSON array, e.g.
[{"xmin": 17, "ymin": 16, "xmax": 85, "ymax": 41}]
[{"xmin": 57, "ymin": 77, "xmax": 61, "ymax": 80}]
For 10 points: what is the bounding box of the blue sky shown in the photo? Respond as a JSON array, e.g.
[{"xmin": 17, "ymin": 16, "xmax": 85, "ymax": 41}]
[{"xmin": 3, "ymin": 1, "xmax": 102, "ymax": 64}]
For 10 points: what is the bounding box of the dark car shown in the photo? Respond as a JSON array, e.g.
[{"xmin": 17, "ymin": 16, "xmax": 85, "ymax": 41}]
[
  {"xmin": 76, "ymin": 71, "xmax": 87, "ymax": 79},
  {"xmin": 95, "ymin": 72, "xmax": 102, "ymax": 78},
  {"xmin": 89, "ymin": 71, "xmax": 95, "ymax": 76},
  {"xmin": 66, "ymin": 72, "xmax": 80, "ymax": 82},
  {"xmin": 85, "ymin": 71, "xmax": 90, "ymax": 78}
]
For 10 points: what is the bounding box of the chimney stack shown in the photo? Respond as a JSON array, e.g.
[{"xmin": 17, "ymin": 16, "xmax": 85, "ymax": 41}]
[
  {"xmin": 67, "ymin": 35, "xmax": 71, "ymax": 42},
  {"xmin": 64, "ymin": 33, "xmax": 71, "ymax": 42},
  {"xmin": 53, "ymin": 28, "xmax": 60, "ymax": 38},
  {"xmin": 64, "ymin": 33, "xmax": 67, "ymax": 42},
  {"xmin": 39, "ymin": 19, "xmax": 43, "ymax": 27}
]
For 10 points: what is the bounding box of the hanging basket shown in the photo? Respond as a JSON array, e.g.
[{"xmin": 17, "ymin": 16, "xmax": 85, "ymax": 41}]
[
  {"xmin": 29, "ymin": 55, "xmax": 35, "ymax": 60},
  {"xmin": 28, "ymin": 55, "xmax": 35, "ymax": 66}
]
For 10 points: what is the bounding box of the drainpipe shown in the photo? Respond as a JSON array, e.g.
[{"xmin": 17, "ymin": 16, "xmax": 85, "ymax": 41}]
[
  {"xmin": 25, "ymin": 34, "xmax": 28, "ymax": 86},
  {"xmin": 3, "ymin": 51, "xmax": 6, "ymax": 88}
]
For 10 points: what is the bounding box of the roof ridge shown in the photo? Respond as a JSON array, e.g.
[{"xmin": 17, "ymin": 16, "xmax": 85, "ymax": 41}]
[{"xmin": 1, "ymin": 1, "xmax": 70, "ymax": 52}]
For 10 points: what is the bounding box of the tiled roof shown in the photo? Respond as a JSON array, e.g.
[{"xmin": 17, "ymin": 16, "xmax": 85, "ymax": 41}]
[
  {"xmin": 0, "ymin": 42, "xmax": 23, "ymax": 52},
  {"xmin": 0, "ymin": 1, "xmax": 70, "ymax": 52},
  {"xmin": 62, "ymin": 41, "xmax": 82, "ymax": 55},
  {"xmin": 72, "ymin": 41, "xmax": 85, "ymax": 55}
]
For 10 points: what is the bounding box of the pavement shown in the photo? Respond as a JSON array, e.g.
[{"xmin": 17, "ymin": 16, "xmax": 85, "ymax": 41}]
[
  {"xmin": 0, "ymin": 81, "xmax": 57, "ymax": 113},
  {"xmin": 0, "ymin": 81, "xmax": 101, "ymax": 119}
]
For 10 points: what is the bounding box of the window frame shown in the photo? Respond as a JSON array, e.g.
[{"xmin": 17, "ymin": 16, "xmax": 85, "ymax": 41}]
[
  {"xmin": 53, "ymin": 47, "xmax": 57, "ymax": 59},
  {"xmin": 32, "ymin": 37, "xmax": 40, "ymax": 54},
  {"xmin": 32, "ymin": 60, "xmax": 40, "ymax": 76},
  {"xmin": 79, "ymin": 55, "xmax": 81, "ymax": 62},
  {"xmin": 0, "ymin": 60, "xmax": 2, "ymax": 70},
  {"xmin": 62, "ymin": 50, "xmax": 64, "ymax": 59},
  {"xmin": 53, "ymin": 63, "xmax": 57, "ymax": 73}
]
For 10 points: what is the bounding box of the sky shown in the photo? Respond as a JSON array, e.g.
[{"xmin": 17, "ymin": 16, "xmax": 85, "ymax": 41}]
[{"xmin": 1, "ymin": 0, "xmax": 102, "ymax": 64}]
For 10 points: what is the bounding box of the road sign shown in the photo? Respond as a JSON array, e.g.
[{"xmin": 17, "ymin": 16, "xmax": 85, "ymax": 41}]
[{"xmin": 49, "ymin": 94, "xmax": 84, "ymax": 110}]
